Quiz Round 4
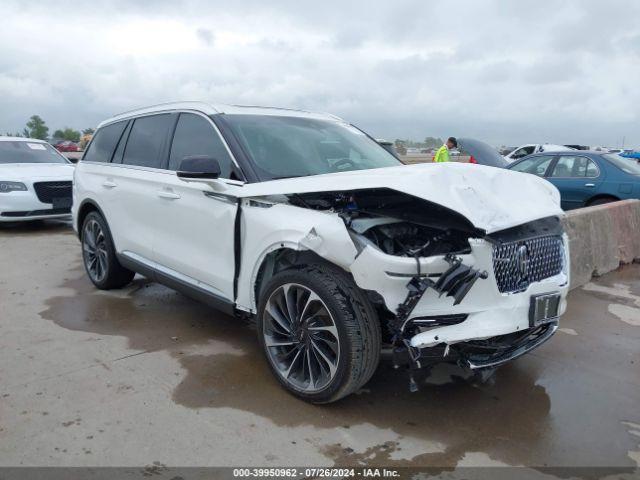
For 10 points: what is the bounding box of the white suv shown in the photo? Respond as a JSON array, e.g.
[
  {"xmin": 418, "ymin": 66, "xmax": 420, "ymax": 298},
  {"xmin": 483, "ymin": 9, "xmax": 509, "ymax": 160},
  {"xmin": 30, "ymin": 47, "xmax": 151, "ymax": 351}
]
[{"xmin": 73, "ymin": 102, "xmax": 570, "ymax": 403}]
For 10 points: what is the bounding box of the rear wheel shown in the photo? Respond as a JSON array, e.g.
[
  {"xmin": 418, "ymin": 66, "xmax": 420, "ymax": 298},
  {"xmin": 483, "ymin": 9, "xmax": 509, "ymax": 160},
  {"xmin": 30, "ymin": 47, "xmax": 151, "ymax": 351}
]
[
  {"xmin": 257, "ymin": 265, "xmax": 380, "ymax": 403},
  {"xmin": 587, "ymin": 196, "xmax": 618, "ymax": 206},
  {"xmin": 81, "ymin": 211, "xmax": 134, "ymax": 289}
]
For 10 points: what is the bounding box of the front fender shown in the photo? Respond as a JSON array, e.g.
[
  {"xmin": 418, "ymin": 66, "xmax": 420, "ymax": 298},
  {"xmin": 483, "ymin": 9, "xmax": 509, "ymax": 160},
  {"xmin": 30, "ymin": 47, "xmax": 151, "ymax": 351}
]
[{"xmin": 235, "ymin": 200, "xmax": 357, "ymax": 312}]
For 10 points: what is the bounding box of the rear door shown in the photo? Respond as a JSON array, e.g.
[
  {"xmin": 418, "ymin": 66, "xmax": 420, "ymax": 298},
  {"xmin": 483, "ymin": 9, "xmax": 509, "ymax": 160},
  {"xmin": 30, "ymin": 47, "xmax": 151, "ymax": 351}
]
[
  {"xmin": 152, "ymin": 112, "xmax": 241, "ymax": 302},
  {"xmin": 106, "ymin": 113, "xmax": 174, "ymax": 263},
  {"xmin": 546, "ymin": 155, "xmax": 603, "ymax": 209},
  {"xmin": 76, "ymin": 120, "xmax": 129, "ymax": 237}
]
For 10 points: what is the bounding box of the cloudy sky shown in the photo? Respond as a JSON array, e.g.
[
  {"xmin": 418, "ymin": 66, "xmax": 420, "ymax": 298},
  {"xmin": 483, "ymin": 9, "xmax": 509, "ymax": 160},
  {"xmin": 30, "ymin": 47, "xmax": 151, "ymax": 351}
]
[{"xmin": 1, "ymin": 0, "xmax": 639, "ymax": 147}]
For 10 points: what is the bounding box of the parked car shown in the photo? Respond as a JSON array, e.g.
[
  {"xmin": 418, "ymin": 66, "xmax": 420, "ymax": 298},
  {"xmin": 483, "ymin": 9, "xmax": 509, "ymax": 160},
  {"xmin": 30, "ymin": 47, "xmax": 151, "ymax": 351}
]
[
  {"xmin": 54, "ymin": 141, "xmax": 79, "ymax": 152},
  {"xmin": 73, "ymin": 102, "xmax": 569, "ymax": 403},
  {"xmin": 0, "ymin": 137, "xmax": 74, "ymax": 222},
  {"xmin": 457, "ymin": 138, "xmax": 508, "ymax": 167},
  {"xmin": 504, "ymin": 143, "xmax": 574, "ymax": 162},
  {"xmin": 499, "ymin": 146, "xmax": 515, "ymax": 156},
  {"xmin": 507, "ymin": 151, "xmax": 640, "ymax": 210},
  {"xmin": 620, "ymin": 150, "xmax": 640, "ymax": 160}
]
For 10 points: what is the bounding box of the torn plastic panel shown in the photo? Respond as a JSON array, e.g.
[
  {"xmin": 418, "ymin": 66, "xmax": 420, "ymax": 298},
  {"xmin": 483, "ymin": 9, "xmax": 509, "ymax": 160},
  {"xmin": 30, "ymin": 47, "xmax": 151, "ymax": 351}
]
[{"xmin": 396, "ymin": 254, "xmax": 488, "ymax": 320}]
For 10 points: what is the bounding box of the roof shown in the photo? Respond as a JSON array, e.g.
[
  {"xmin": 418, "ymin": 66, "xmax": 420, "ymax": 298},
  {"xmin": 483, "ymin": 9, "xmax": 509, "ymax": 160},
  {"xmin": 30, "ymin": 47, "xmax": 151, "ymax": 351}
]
[
  {"xmin": 98, "ymin": 101, "xmax": 344, "ymax": 128},
  {"xmin": 0, "ymin": 136, "xmax": 46, "ymax": 143},
  {"xmin": 528, "ymin": 149, "xmax": 609, "ymax": 156}
]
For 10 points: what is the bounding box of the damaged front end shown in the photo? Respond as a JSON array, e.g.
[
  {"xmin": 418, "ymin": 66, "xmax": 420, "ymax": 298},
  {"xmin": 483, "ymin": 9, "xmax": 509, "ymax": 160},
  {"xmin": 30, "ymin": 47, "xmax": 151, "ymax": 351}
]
[
  {"xmin": 234, "ymin": 176, "xmax": 568, "ymax": 392},
  {"xmin": 285, "ymin": 187, "xmax": 568, "ymax": 389}
]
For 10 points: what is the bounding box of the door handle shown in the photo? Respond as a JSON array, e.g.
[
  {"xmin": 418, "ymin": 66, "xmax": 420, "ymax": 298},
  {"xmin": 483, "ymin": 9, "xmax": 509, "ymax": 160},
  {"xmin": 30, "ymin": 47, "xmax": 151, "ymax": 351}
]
[
  {"xmin": 102, "ymin": 180, "xmax": 117, "ymax": 188},
  {"xmin": 157, "ymin": 190, "xmax": 181, "ymax": 200},
  {"xmin": 584, "ymin": 183, "xmax": 595, "ymax": 187}
]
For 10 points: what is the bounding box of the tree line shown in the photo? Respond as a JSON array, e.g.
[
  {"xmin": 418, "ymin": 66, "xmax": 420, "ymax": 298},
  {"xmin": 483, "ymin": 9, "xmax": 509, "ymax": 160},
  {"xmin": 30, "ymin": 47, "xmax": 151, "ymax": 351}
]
[{"xmin": 4, "ymin": 115, "xmax": 94, "ymax": 142}]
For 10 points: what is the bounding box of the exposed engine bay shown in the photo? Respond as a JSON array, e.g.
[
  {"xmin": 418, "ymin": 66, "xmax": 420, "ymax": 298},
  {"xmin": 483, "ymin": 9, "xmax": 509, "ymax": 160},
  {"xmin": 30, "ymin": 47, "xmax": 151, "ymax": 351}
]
[
  {"xmin": 287, "ymin": 188, "xmax": 478, "ymax": 258},
  {"xmin": 285, "ymin": 189, "xmax": 490, "ymax": 311}
]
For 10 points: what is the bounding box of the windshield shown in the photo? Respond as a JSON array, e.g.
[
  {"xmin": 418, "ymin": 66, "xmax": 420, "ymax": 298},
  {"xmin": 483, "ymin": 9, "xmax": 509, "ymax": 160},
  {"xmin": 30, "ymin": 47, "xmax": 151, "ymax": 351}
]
[
  {"xmin": 604, "ymin": 154, "xmax": 640, "ymax": 175},
  {"xmin": 222, "ymin": 115, "xmax": 401, "ymax": 180},
  {"xmin": 0, "ymin": 141, "xmax": 69, "ymax": 164}
]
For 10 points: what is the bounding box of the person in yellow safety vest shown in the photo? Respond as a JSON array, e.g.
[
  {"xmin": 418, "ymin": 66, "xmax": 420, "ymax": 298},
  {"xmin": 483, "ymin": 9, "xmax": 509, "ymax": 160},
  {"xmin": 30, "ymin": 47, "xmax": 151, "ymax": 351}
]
[{"xmin": 433, "ymin": 137, "xmax": 458, "ymax": 163}]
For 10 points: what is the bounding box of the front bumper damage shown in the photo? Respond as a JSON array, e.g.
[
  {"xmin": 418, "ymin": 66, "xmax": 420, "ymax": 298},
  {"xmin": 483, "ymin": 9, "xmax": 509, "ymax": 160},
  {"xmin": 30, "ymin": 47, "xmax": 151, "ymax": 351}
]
[{"xmin": 349, "ymin": 233, "xmax": 569, "ymax": 377}]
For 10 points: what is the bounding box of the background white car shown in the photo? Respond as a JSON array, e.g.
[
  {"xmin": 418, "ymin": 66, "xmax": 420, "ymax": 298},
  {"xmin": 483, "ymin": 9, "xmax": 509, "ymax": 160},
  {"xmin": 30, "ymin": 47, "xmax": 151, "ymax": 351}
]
[
  {"xmin": 0, "ymin": 137, "xmax": 74, "ymax": 222},
  {"xmin": 504, "ymin": 143, "xmax": 574, "ymax": 162}
]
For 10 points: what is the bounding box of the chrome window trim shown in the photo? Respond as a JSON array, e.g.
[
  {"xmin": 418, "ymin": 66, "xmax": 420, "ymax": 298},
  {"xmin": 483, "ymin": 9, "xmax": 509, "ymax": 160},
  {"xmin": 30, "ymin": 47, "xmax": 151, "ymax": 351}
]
[
  {"xmin": 79, "ymin": 160, "xmax": 246, "ymax": 186},
  {"xmin": 83, "ymin": 108, "xmax": 246, "ymax": 184}
]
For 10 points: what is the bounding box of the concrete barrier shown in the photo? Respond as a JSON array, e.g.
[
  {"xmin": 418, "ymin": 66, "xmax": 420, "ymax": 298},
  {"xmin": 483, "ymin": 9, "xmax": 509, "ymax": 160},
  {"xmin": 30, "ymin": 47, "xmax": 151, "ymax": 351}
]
[{"xmin": 561, "ymin": 199, "xmax": 640, "ymax": 289}]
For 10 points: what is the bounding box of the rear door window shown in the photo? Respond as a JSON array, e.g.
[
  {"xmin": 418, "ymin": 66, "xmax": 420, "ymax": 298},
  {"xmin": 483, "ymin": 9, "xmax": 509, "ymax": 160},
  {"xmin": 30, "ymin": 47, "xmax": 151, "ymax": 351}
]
[
  {"xmin": 168, "ymin": 113, "xmax": 234, "ymax": 177},
  {"xmin": 550, "ymin": 156, "xmax": 599, "ymax": 178},
  {"xmin": 83, "ymin": 121, "xmax": 127, "ymax": 163},
  {"xmin": 122, "ymin": 114, "xmax": 173, "ymax": 169}
]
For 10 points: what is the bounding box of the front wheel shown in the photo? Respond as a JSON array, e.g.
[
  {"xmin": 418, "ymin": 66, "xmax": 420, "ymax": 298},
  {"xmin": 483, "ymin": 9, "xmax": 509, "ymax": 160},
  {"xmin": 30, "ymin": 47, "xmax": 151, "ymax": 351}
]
[{"xmin": 257, "ymin": 265, "xmax": 380, "ymax": 403}]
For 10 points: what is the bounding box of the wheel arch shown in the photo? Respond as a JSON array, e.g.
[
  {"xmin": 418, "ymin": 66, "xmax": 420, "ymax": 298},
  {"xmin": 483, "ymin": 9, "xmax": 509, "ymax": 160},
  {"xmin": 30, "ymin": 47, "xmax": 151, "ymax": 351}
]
[
  {"xmin": 76, "ymin": 199, "xmax": 106, "ymax": 235},
  {"xmin": 251, "ymin": 245, "xmax": 339, "ymax": 312},
  {"xmin": 586, "ymin": 193, "xmax": 620, "ymax": 206}
]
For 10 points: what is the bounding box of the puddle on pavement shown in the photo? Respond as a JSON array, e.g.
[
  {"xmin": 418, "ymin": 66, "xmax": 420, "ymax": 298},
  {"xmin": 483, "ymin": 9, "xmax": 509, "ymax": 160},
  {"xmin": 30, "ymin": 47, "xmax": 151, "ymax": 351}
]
[
  {"xmin": 39, "ymin": 267, "xmax": 639, "ymax": 469},
  {"xmin": 582, "ymin": 266, "xmax": 640, "ymax": 327}
]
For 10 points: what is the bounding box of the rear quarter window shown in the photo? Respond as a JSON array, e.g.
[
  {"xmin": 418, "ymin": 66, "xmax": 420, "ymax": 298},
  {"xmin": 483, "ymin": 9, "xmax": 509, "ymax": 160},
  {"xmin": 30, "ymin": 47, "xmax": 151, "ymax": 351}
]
[{"xmin": 83, "ymin": 121, "xmax": 128, "ymax": 163}]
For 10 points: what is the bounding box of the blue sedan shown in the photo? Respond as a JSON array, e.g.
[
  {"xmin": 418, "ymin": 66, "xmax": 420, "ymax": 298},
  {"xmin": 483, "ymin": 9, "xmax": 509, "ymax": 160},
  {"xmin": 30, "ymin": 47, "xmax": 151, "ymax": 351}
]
[{"xmin": 506, "ymin": 151, "xmax": 640, "ymax": 210}]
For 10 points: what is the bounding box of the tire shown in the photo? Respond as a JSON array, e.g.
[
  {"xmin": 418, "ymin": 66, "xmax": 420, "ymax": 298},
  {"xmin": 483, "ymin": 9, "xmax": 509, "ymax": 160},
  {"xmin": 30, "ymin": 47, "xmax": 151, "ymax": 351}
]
[
  {"xmin": 81, "ymin": 211, "xmax": 135, "ymax": 290},
  {"xmin": 587, "ymin": 196, "xmax": 618, "ymax": 207},
  {"xmin": 257, "ymin": 264, "xmax": 381, "ymax": 403}
]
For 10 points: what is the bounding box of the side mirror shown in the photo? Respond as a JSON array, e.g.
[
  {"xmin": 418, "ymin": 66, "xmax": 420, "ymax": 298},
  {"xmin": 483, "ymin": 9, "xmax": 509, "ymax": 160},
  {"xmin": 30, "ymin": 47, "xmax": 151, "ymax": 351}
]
[{"xmin": 177, "ymin": 155, "xmax": 221, "ymax": 179}]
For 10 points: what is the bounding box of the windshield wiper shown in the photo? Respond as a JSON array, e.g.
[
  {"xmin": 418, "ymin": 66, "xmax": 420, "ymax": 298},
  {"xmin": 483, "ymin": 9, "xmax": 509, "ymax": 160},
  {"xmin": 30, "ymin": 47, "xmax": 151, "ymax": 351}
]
[{"xmin": 270, "ymin": 173, "xmax": 313, "ymax": 180}]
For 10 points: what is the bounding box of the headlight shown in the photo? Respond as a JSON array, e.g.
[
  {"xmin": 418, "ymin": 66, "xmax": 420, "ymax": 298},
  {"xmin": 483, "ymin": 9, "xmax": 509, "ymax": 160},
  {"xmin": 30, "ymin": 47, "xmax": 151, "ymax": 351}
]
[{"xmin": 0, "ymin": 181, "xmax": 27, "ymax": 192}]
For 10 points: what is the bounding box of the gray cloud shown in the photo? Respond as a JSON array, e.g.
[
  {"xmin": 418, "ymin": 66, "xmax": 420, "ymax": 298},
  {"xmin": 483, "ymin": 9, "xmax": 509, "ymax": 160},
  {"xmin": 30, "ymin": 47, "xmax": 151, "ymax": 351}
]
[
  {"xmin": 196, "ymin": 28, "xmax": 215, "ymax": 46},
  {"xmin": 0, "ymin": 0, "xmax": 638, "ymax": 147}
]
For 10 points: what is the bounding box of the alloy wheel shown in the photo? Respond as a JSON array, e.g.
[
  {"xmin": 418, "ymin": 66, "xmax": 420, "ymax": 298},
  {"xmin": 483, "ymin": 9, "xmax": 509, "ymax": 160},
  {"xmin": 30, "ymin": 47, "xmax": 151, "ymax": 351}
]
[
  {"xmin": 263, "ymin": 283, "xmax": 340, "ymax": 392},
  {"xmin": 82, "ymin": 219, "xmax": 108, "ymax": 283}
]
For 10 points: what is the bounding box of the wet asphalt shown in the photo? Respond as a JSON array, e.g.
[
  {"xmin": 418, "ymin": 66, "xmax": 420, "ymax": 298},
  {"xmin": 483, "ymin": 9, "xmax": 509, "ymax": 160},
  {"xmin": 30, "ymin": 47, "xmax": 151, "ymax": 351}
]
[{"xmin": 0, "ymin": 220, "xmax": 638, "ymax": 473}]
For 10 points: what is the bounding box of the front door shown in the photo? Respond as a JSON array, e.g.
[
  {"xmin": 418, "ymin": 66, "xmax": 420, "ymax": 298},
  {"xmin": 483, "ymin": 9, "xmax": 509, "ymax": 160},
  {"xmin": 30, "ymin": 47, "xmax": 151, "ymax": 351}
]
[{"xmin": 152, "ymin": 112, "xmax": 241, "ymax": 302}]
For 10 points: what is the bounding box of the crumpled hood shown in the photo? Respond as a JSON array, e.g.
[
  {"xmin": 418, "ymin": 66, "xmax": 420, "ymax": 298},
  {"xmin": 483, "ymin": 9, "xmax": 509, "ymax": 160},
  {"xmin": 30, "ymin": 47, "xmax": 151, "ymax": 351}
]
[
  {"xmin": 0, "ymin": 163, "xmax": 74, "ymax": 181},
  {"xmin": 236, "ymin": 162, "xmax": 563, "ymax": 233}
]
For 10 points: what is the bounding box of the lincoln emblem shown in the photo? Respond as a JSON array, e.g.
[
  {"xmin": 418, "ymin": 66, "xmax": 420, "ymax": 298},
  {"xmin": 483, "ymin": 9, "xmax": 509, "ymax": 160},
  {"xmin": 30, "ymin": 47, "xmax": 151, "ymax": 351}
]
[{"xmin": 516, "ymin": 244, "xmax": 529, "ymax": 277}]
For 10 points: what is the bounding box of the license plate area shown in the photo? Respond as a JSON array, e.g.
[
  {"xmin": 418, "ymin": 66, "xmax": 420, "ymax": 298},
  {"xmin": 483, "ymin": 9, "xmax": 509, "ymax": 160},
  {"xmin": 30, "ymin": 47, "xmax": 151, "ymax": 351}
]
[
  {"xmin": 52, "ymin": 197, "xmax": 72, "ymax": 209},
  {"xmin": 529, "ymin": 292, "xmax": 560, "ymax": 327}
]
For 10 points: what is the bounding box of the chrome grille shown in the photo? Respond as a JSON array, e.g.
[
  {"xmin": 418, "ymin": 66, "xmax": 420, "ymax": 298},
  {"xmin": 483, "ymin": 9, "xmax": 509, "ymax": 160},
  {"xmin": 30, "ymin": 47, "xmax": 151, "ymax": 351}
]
[{"xmin": 492, "ymin": 235, "xmax": 564, "ymax": 293}]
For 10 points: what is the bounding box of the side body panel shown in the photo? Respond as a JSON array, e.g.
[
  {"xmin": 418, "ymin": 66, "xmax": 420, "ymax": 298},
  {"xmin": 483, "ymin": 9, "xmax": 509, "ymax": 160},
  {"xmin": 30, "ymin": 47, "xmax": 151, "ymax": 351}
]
[
  {"xmin": 152, "ymin": 175, "xmax": 239, "ymax": 301},
  {"xmin": 235, "ymin": 200, "xmax": 357, "ymax": 312}
]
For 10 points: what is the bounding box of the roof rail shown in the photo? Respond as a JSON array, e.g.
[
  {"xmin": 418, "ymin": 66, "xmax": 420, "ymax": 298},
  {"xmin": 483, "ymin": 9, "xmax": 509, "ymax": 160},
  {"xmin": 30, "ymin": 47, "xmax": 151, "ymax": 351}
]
[{"xmin": 113, "ymin": 101, "xmax": 220, "ymax": 118}]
